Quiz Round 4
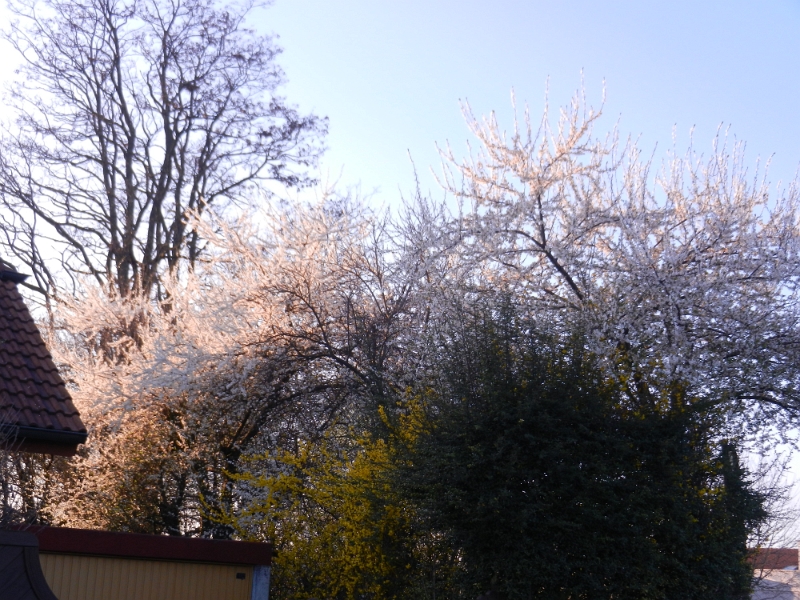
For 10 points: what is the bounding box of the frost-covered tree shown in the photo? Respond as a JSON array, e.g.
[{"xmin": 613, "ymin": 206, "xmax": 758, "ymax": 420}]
[
  {"xmin": 434, "ymin": 92, "xmax": 800, "ymax": 436},
  {"xmin": 46, "ymin": 197, "xmax": 423, "ymax": 535}
]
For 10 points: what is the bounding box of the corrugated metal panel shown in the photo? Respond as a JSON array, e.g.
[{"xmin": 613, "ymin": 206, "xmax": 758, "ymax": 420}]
[{"xmin": 39, "ymin": 553, "xmax": 253, "ymax": 600}]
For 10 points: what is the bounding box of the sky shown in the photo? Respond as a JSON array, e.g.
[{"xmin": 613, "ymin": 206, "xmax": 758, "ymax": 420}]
[{"xmin": 258, "ymin": 0, "xmax": 800, "ymax": 206}]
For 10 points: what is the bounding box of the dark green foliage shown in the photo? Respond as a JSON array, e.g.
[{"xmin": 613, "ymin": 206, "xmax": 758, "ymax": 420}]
[{"xmin": 396, "ymin": 311, "xmax": 766, "ymax": 600}]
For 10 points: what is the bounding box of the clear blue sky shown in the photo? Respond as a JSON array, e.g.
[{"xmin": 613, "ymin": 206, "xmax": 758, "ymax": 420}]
[{"xmin": 259, "ymin": 0, "xmax": 800, "ymax": 204}]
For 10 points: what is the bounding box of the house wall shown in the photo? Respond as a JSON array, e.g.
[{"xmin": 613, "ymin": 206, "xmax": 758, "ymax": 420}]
[{"xmin": 40, "ymin": 552, "xmax": 254, "ymax": 600}]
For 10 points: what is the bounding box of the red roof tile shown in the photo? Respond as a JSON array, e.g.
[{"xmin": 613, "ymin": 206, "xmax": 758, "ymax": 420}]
[
  {"xmin": 0, "ymin": 259, "xmax": 86, "ymax": 455},
  {"xmin": 750, "ymin": 548, "xmax": 799, "ymax": 570}
]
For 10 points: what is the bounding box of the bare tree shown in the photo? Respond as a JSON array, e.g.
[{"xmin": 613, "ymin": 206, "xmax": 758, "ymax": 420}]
[{"xmin": 0, "ymin": 0, "xmax": 325, "ymax": 301}]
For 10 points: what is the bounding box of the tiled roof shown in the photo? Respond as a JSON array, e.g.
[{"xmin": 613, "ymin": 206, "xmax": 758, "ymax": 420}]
[
  {"xmin": 750, "ymin": 548, "xmax": 799, "ymax": 570},
  {"xmin": 0, "ymin": 259, "xmax": 86, "ymax": 455}
]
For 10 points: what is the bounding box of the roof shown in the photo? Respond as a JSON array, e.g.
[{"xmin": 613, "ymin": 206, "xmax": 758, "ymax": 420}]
[
  {"xmin": 0, "ymin": 530, "xmax": 59, "ymax": 600},
  {"xmin": 750, "ymin": 548, "xmax": 799, "ymax": 570},
  {"xmin": 0, "ymin": 259, "xmax": 87, "ymax": 456},
  {"xmin": 29, "ymin": 526, "xmax": 272, "ymax": 566}
]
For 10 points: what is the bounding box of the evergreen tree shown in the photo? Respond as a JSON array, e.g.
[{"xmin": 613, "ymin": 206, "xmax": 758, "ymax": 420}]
[{"xmin": 395, "ymin": 309, "xmax": 766, "ymax": 599}]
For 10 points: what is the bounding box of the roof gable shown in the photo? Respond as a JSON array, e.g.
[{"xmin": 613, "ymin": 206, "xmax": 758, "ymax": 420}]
[{"xmin": 0, "ymin": 261, "xmax": 86, "ymax": 456}]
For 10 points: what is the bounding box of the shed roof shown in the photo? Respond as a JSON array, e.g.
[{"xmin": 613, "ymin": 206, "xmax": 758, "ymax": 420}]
[
  {"xmin": 31, "ymin": 526, "xmax": 272, "ymax": 566},
  {"xmin": 0, "ymin": 259, "xmax": 86, "ymax": 456}
]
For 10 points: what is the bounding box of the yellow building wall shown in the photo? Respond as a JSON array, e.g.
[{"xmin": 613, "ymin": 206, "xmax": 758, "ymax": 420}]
[{"xmin": 39, "ymin": 552, "xmax": 253, "ymax": 600}]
